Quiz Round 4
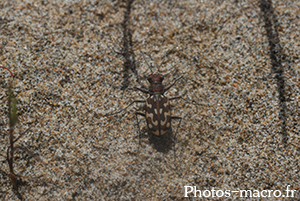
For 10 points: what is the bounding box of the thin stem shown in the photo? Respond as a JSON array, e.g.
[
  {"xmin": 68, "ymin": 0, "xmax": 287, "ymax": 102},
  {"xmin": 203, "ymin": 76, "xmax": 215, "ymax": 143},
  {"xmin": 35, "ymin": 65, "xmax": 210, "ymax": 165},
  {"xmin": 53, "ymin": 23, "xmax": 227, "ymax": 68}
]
[{"xmin": 0, "ymin": 66, "xmax": 14, "ymax": 79}]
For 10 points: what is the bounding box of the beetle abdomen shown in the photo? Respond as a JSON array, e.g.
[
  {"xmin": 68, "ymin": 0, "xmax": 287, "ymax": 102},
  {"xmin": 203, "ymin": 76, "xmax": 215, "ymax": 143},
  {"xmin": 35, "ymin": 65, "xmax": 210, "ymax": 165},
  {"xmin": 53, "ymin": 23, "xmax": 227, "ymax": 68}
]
[{"xmin": 146, "ymin": 94, "xmax": 171, "ymax": 136}]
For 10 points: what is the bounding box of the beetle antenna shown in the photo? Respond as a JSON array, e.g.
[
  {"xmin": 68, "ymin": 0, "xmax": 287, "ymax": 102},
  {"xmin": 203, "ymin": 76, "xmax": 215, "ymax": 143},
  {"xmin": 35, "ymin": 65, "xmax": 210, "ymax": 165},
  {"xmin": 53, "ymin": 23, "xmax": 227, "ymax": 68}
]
[
  {"xmin": 147, "ymin": 52, "xmax": 160, "ymax": 73},
  {"xmin": 139, "ymin": 48, "xmax": 153, "ymax": 74}
]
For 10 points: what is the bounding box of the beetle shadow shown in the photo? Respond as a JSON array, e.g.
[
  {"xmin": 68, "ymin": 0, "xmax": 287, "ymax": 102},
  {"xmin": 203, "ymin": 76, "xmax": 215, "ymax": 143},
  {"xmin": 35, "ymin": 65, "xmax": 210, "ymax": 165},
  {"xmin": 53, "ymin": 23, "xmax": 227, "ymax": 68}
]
[{"xmin": 147, "ymin": 129, "xmax": 175, "ymax": 154}]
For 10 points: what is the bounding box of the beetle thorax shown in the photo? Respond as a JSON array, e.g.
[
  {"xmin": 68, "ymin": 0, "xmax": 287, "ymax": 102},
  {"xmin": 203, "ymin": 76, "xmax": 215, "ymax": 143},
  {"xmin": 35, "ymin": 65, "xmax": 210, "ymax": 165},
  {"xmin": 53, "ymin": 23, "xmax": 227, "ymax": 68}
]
[{"xmin": 149, "ymin": 82, "xmax": 164, "ymax": 94}]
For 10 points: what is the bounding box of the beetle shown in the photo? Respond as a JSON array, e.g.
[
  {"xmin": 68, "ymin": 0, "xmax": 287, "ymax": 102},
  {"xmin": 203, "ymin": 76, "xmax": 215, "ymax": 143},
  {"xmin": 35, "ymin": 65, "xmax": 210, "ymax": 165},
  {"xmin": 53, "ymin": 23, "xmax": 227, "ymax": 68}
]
[
  {"xmin": 105, "ymin": 70, "xmax": 183, "ymax": 159},
  {"xmin": 105, "ymin": 44, "xmax": 187, "ymax": 157},
  {"xmin": 135, "ymin": 73, "xmax": 182, "ymax": 155}
]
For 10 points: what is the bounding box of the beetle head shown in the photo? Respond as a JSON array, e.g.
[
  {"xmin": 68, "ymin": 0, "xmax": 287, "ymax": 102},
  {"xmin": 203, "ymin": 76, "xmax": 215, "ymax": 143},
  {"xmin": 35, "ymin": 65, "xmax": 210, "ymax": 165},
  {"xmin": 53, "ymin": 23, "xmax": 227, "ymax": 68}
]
[
  {"xmin": 147, "ymin": 74, "xmax": 164, "ymax": 83},
  {"xmin": 148, "ymin": 73, "xmax": 165, "ymax": 94}
]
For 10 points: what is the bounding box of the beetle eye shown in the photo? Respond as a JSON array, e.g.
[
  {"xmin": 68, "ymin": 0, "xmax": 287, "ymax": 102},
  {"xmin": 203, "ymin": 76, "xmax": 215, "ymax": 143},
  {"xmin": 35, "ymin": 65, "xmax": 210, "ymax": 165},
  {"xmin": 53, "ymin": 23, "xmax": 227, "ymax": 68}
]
[
  {"xmin": 161, "ymin": 75, "xmax": 164, "ymax": 81},
  {"xmin": 147, "ymin": 76, "xmax": 152, "ymax": 83}
]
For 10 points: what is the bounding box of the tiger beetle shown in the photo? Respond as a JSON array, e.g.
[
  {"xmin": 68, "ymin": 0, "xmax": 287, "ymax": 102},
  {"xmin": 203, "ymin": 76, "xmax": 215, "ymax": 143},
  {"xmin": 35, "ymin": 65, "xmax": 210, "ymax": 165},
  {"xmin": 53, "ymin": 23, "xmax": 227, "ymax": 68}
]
[{"xmin": 105, "ymin": 52, "xmax": 183, "ymax": 161}]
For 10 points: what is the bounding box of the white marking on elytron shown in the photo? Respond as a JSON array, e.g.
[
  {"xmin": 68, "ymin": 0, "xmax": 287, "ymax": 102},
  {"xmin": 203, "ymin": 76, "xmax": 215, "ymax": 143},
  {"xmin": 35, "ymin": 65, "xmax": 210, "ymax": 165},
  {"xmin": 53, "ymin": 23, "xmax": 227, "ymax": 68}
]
[
  {"xmin": 160, "ymin": 99, "xmax": 170, "ymax": 126},
  {"xmin": 160, "ymin": 129, "xmax": 168, "ymax": 135},
  {"xmin": 148, "ymin": 123, "xmax": 153, "ymax": 129},
  {"xmin": 153, "ymin": 129, "xmax": 168, "ymax": 136},
  {"xmin": 153, "ymin": 130, "xmax": 160, "ymax": 136},
  {"xmin": 161, "ymin": 111, "xmax": 170, "ymax": 126},
  {"xmin": 166, "ymin": 122, "xmax": 170, "ymax": 128},
  {"xmin": 146, "ymin": 99, "xmax": 152, "ymax": 109},
  {"xmin": 151, "ymin": 94, "xmax": 162, "ymax": 102},
  {"xmin": 154, "ymin": 108, "xmax": 158, "ymax": 114},
  {"xmin": 159, "ymin": 108, "xmax": 163, "ymax": 114},
  {"xmin": 160, "ymin": 98, "xmax": 170, "ymax": 126},
  {"xmin": 146, "ymin": 112, "xmax": 158, "ymax": 126}
]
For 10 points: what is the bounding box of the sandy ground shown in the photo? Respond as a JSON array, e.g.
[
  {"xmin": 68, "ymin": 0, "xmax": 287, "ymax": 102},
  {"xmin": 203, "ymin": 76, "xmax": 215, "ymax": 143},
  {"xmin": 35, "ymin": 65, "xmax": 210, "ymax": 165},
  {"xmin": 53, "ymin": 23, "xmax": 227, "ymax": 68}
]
[{"xmin": 0, "ymin": 0, "xmax": 299, "ymax": 200}]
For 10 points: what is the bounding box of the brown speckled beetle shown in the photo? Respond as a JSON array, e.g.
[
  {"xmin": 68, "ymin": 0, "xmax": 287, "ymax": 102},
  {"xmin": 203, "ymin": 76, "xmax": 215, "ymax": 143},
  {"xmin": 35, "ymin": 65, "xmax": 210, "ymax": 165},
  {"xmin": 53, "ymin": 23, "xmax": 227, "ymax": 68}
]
[
  {"xmin": 134, "ymin": 73, "xmax": 182, "ymax": 138},
  {"xmin": 105, "ymin": 55, "xmax": 183, "ymax": 159}
]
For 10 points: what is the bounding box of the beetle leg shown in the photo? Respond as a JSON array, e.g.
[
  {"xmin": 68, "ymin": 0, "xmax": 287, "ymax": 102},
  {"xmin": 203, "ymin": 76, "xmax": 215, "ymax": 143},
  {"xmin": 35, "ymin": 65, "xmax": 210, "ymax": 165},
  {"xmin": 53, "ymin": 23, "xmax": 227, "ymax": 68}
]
[
  {"xmin": 104, "ymin": 100, "xmax": 145, "ymax": 116},
  {"xmin": 135, "ymin": 87, "xmax": 148, "ymax": 94},
  {"xmin": 169, "ymin": 89, "xmax": 187, "ymax": 101},
  {"xmin": 169, "ymin": 95, "xmax": 182, "ymax": 101},
  {"xmin": 164, "ymin": 76, "xmax": 183, "ymax": 92},
  {"xmin": 171, "ymin": 116, "xmax": 182, "ymax": 162},
  {"xmin": 135, "ymin": 112, "xmax": 146, "ymax": 157}
]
